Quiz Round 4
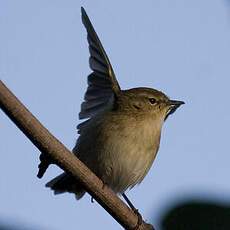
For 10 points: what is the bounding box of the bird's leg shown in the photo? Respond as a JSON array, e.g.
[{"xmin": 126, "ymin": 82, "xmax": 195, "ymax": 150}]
[
  {"xmin": 122, "ymin": 193, "xmax": 143, "ymax": 230},
  {"xmin": 122, "ymin": 193, "xmax": 136, "ymax": 210},
  {"xmin": 37, "ymin": 152, "xmax": 55, "ymax": 178}
]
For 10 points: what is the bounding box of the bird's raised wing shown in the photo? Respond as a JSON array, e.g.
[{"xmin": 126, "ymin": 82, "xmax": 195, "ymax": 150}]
[{"xmin": 79, "ymin": 7, "xmax": 121, "ymax": 123}]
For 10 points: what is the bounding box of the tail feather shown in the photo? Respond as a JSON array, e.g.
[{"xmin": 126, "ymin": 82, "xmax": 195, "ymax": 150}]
[{"xmin": 46, "ymin": 173, "xmax": 85, "ymax": 199}]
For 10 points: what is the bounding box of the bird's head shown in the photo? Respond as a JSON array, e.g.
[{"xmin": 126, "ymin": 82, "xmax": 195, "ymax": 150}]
[{"xmin": 115, "ymin": 87, "xmax": 184, "ymax": 121}]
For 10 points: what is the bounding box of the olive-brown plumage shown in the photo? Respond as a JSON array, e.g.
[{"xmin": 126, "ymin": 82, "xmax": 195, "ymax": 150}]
[{"xmin": 46, "ymin": 7, "xmax": 184, "ymax": 200}]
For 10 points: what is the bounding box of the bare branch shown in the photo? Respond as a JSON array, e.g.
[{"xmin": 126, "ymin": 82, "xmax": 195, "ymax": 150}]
[{"xmin": 0, "ymin": 80, "xmax": 154, "ymax": 230}]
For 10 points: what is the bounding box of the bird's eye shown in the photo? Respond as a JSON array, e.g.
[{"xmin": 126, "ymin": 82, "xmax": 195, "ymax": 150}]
[{"xmin": 149, "ymin": 98, "xmax": 156, "ymax": 104}]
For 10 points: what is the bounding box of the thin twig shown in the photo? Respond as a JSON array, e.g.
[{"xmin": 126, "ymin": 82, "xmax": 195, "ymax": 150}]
[{"xmin": 0, "ymin": 80, "xmax": 154, "ymax": 230}]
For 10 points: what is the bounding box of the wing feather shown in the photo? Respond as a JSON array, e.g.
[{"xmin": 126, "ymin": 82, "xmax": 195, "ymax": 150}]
[{"xmin": 78, "ymin": 8, "xmax": 121, "ymax": 132}]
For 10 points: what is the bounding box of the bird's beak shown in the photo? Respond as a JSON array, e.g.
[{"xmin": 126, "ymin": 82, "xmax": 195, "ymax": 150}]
[
  {"xmin": 165, "ymin": 100, "xmax": 185, "ymax": 120},
  {"xmin": 168, "ymin": 100, "xmax": 185, "ymax": 107}
]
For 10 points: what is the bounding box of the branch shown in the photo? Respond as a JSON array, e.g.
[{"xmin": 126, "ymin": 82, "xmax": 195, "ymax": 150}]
[{"xmin": 0, "ymin": 80, "xmax": 154, "ymax": 230}]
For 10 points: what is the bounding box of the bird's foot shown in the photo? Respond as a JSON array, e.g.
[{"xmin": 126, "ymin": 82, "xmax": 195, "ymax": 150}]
[
  {"xmin": 133, "ymin": 209, "xmax": 143, "ymax": 230},
  {"xmin": 90, "ymin": 182, "xmax": 107, "ymax": 203},
  {"xmin": 102, "ymin": 182, "xmax": 107, "ymax": 190}
]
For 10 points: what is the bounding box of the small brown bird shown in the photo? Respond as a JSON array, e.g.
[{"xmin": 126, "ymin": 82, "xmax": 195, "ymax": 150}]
[{"xmin": 44, "ymin": 7, "xmax": 184, "ymax": 208}]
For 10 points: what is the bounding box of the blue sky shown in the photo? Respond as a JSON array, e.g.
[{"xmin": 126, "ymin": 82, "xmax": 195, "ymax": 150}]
[{"xmin": 1, "ymin": 1, "xmax": 230, "ymax": 229}]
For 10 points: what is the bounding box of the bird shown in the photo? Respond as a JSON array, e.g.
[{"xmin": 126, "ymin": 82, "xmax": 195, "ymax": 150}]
[{"xmin": 42, "ymin": 7, "xmax": 184, "ymax": 210}]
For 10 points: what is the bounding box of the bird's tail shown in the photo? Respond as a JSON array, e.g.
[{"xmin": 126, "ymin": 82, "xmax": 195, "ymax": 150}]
[{"xmin": 46, "ymin": 173, "xmax": 85, "ymax": 200}]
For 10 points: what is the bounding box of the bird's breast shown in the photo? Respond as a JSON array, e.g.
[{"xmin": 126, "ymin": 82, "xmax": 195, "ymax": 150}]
[
  {"xmin": 75, "ymin": 112, "xmax": 163, "ymax": 193},
  {"xmin": 98, "ymin": 113, "xmax": 162, "ymax": 192}
]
